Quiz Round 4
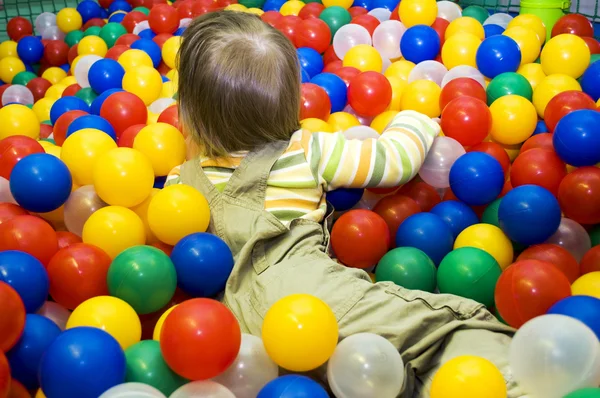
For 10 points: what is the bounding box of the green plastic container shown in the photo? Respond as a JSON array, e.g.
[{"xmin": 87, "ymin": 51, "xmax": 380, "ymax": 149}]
[{"xmin": 519, "ymin": 0, "xmax": 572, "ymax": 41}]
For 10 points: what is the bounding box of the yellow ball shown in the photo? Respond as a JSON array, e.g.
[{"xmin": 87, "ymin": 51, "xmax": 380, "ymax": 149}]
[
  {"xmin": 148, "ymin": 184, "xmax": 211, "ymax": 245},
  {"xmin": 225, "ymin": 3, "xmax": 247, "ymax": 11},
  {"xmin": 61, "ymin": 129, "xmax": 118, "ymax": 186},
  {"xmin": 280, "ymin": 0, "xmax": 305, "ymax": 16},
  {"xmin": 60, "ymin": 75, "xmax": 78, "ymax": 87},
  {"xmin": 489, "ymin": 95, "xmax": 537, "ymax": 145},
  {"xmin": 45, "ymin": 84, "xmax": 67, "ymax": 100},
  {"xmin": 441, "ymin": 33, "xmax": 481, "ymax": 70},
  {"xmin": 44, "ymin": 144, "xmax": 62, "ymax": 159},
  {"xmin": 384, "ymin": 60, "xmax": 415, "ymax": 82},
  {"xmin": 323, "ymin": 0, "xmax": 352, "ymax": 8},
  {"xmin": 398, "ymin": 0, "xmax": 437, "ymax": 28},
  {"xmin": 445, "ymin": 17, "xmax": 485, "ymax": 40},
  {"xmin": 327, "ymin": 112, "xmax": 361, "ymax": 132},
  {"xmin": 517, "ymin": 63, "xmax": 546, "ymax": 91},
  {"xmin": 262, "ymin": 294, "xmax": 338, "ymax": 372},
  {"xmin": 246, "ymin": 7, "xmax": 265, "ymax": 15},
  {"xmin": 503, "ymin": 27, "xmax": 541, "ymax": 65},
  {"xmin": 343, "ymin": 44, "xmax": 383, "ymax": 73},
  {"xmin": 82, "ymin": 206, "xmax": 146, "ymax": 259},
  {"xmin": 491, "ymin": 138, "xmax": 521, "ymax": 162},
  {"xmin": 32, "ymin": 98, "xmax": 55, "ymax": 123},
  {"xmin": 123, "ymin": 66, "xmax": 162, "ymax": 106},
  {"xmin": 162, "ymin": 36, "xmax": 181, "ymax": 70},
  {"xmin": 57, "ymin": 7, "xmax": 83, "ymax": 33},
  {"xmin": 0, "ymin": 104, "xmax": 40, "ymax": 139},
  {"xmin": 147, "ymin": 110, "xmax": 160, "ymax": 125},
  {"xmin": 42, "ymin": 67, "xmax": 68, "ymax": 85},
  {"xmin": 67, "ymin": 296, "xmax": 142, "ymax": 350},
  {"xmin": 35, "ymin": 389, "xmax": 46, "ymax": 398},
  {"xmin": 506, "ymin": 14, "xmax": 547, "ymax": 44},
  {"xmin": 301, "ymin": 118, "xmax": 333, "ymax": 133},
  {"xmin": 0, "ymin": 41, "xmax": 17, "ymax": 60},
  {"xmin": 386, "ymin": 76, "xmax": 407, "ymax": 111},
  {"xmin": 133, "ymin": 123, "xmax": 185, "ymax": 176},
  {"xmin": 160, "ymin": 81, "xmax": 177, "ymax": 99},
  {"xmin": 166, "ymin": 69, "xmax": 178, "ymax": 86},
  {"xmin": 399, "ymin": 79, "xmax": 441, "ymax": 118},
  {"xmin": 153, "ymin": 305, "xmax": 178, "ymax": 341},
  {"xmin": 130, "ymin": 188, "xmax": 160, "ymax": 244},
  {"xmin": 541, "ymin": 34, "xmax": 591, "ymax": 79},
  {"xmin": 532, "ymin": 74, "xmax": 581, "ymax": 117},
  {"xmin": 371, "ymin": 110, "xmax": 398, "ymax": 133},
  {"xmin": 0, "ymin": 56, "xmax": 25, "ymax": 84},
  {"xmin": 118, "ymin": 49, "xmax": 154, "ymax": 72},
  {"xmin": 572, "ymin": 272, "xmax": 600, "ymax": 298},
  {"xmin": 93, "ymin": 148, "xmax": 155, "ymax": 207},
  {"xmin": 78, "ymin": 35, "xmax": 108, "ymax": 57},
  {"xmin": 454, "ymin": 224, "xmax": 513, "ymax": 270},
  {"xmin": 431, "ymin": 356, "xmax": 506, "ymax": 398}
]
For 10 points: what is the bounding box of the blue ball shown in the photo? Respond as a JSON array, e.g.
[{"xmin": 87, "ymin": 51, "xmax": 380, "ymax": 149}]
[
  {"xmin": 90, "ymin": 88, "xmax": 123, "ymax": 115},
  {"xmin": 108, "ymin": 0, "xmax": 132, "ymax": 14},
  {"xmin": 0, "ymin": 251, "xmax": 49, "ymax": 313},
  {"xmin": 16, "ymin": 36, "xmax": 45, "ymax": 64},
  {"xmin": 327, "ymin": 188, "xmax": 364, "ymax": 211},
  {"xmin": 498, "ymin": 185, "xmax": 561, "ymax": 245},
  {"xmin": 171, "ymin": 233, "xmax": 235, "ymax": 298},
  {"xmin": 88, "ymin": 58, "xmax": 125, "ymax": 94},
  {"xmin": 581, "ymin": 60, "xmax": 600, "ymax": 101},
  {"xmin": 66, "ymin": 114, "xmax": 117, "ymax": 141},
  {"xmin": 533, "ymin": 120, "xmax": 548, "ymax": 135},
  {"xmin": 77, "ymin": 0, "xmax": 103, "ymax": 23},
  {"xmin": 548, "ymin": 296, "xmax": 600, "ymax": 340},
  {"xmin": 49, "ymin": 96, "xmax": 89, "ymax": 125},
  {"xmin": 298, "ymin": 47, "xmax": 324, "ymax": 78},
  {"xmin": 476, "ymin": 35, "xmax": 521, "ymax": 79},
  {"xmin": 131, "ymin": 39, "xmax": 162, "ymax": 68},
  {"xmin": 100, "ymin": 9, "xmax": 109, "ymax": 19},
  {"xmin": 395, "ymin": 212, "xmax": 454, "ymax": 265},
  {"xmin": 553, "ymin": 109, "xmax": 600, "ymax": 167},
  {"xmin": 108, "ymin": 12, "xmax": 126, "ymax": 23},
  {"xmin": 400, "ymin": 25, "xmax": 441, "ymax": 64},
  {"xmin": 59, "ymin": 63, "xmax": 70, "ymax": 72},
  {"xmin": 7, "ymin": 314, "xmax": 61, "ymax": 389},
  {"xmin": 301, "ymin": 68, "xmax": 310, "ymax": 83},
  {"xmin": 138, "ymin": 29, "xmax": 157, "ymax": 40},
  {"xmin": 352, "ymin": 0, "xmax": 373, "ymax": 10},
  {"xmin": 154, "ymin": 175, "xmax": 167, "ymax": 189},
  {"xmin": 483, "ymin": 24, "xmax": 505, "ymax": 37},
  {"xmin": 310, "ymin": 73, "xmax": 347, "ymax": 112},
  {"xmin": 263, "ymin": 0, "xmax": 287, "ymax": 12},
  {"xmin": 258, "ymin": 375, "xmax": 329, "ymax": 398},
  {"xmin": 430, "ymin": 200, "xmax": 479, "ymax": 239},
  {"xmin": 40, "ymin": 327, "xmax": 126, "ymax": 398},
  {"xmin": 449, "ymin": 152, "xmax": 504, "ymax": 206},
  {"xmin": 10, "ymin": 153, "xmax": 72, "ymax": 213},
  {"xmin": 372, "ymin": 0, "xmax": 399, "ymax": 10},
  {"xmin": 174, "ymin": 27, "xmax": 186, "ymax": 36}
]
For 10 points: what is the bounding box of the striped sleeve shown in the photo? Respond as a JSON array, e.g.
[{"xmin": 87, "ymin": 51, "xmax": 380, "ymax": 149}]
[
  {"xmin": 304, "ymin": 110, "xmax": 440, "ymax": 191},
  {"xmin": 165, "ymin": 164, "xmax": 182, "ymax": 186}
]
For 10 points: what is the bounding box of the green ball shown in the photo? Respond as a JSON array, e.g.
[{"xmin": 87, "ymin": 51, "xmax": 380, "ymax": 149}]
[
  {"xmin": 75, "ymin": 87, "xmax": 98, "ymax": 107},
  {"xmin": 486, "ymin": 72, "xmax": 533, "ymax": 105},
  {"xmin": 591, "ymin": 54, "xmax": 600, "ymax": 65},
  {"xmin": 65, "ymin": 30, "xmax": 85, "ymax": 47},
  {"xmin": 304, "ymin": 0, "xmax": 323, "ymax": 3},
  {"xmin": 376, "ymin": 247, "xmax": 437, "ymax": 292},
  {"xmin": 461, "ymin": 6, "xmax": 490, "ymax": 24},
  {"xmin": 437, "ymin": 247, "xmax": 502, "ymax": 308},
  {"xmin": 30, "ymin": 63, "xmax": 41, "ymax": 74},
  {"xmin": 41, "ymin": 138, "xmax": 55, "ymax": 144},
  {"xmin": 41, "ymin": 120, "xmax": 52, "ymax": 126},
  {"xmin": 125, "ymin": 340, "xmax": 188, "ymax": 395},
  {"xmin": 564, "ymin": 389, "xmax": 600, "ymax": 398},
  {"xmin": 590, "ymin": 225, "xmax": 600, "ymax": 247},
  {"xmin": 132, "ymin": 7, "xmax": 150, "ymax": 16},
  {"xmin": 239, "ymin": 0, "xmax": 266, "ymax": 8},
  {"xmin": 319, "ymin": 6, "xmax": 352, "ymax": 39},
  {"xmin": 11, "ymin": 71, "xmax": 37, "ymax": 86},
  {"xmin": 84, "ymin": 26, "xmax": 102, "ymax": 37},
  {"xmin": 107, "ymin": 245, "xmax": 177, "ymax": 314},
  {"xmin": 100, "ymin": 22, "xmax": 128, "ymax": 48}
]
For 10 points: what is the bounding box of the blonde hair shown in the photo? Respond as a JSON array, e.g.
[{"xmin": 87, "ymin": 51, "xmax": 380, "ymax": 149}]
[{"xmin": 177, "ymin": 11, "xmax": 301, "ymax": 158}]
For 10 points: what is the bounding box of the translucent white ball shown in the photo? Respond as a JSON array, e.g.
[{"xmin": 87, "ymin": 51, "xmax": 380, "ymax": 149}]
[
  {"xmin": 545, "ymin": 218, "xmax": 592, "ymax": 262},
  {"xmin": 418, "ymin": 136, "xmax": 465, "ymax": 189},
  {"xmin": 333, "ymin": 24, "xmax": 372, "ymax": 60},
  {"xmin": 2, "ymin": 85, "xmax": 34, "ymax": 106},
  {"xmin": 37, "ymin": 301, "xmax": 71, "ymax": 331},
  {"xmin": 133, "ymin": 20, "xmax": 151, "ymax": 36},
  {"xmin": 0, "ymin": 177, "xmax": 16, "ymax": 204},
  {"xmin": 98, "ymin": 383, "xmax": 166, "ymax": 398},
  {"xmin": 437, "ymin": 1, "xmax": 462, "ymax": 22},
  {"xmin": 441, "ymin": 65, "xmax": 486, "ymax": 88},
  {"xmin": 483, "ymin": 13, "xmax": 513, "ymax": 28},
  {"xmin": 149, "ymin": 98, "xmax": 177, "ymax": 115},
  {"xmin": 408, "ymin": 61, "xmax": 448, "ymax": 86},
  {"xmin": 74, "ymin": 55, "xmax": 102, "ymax": 88},
  {"xmin": 170, "ymin": 381, "xmax": 235, "ymax": 398},
  {"xmin": 372, "ymin": 21, "xmax": 406, "ymax": 60},
  {"xmin": 42, "ymin": 25, "xmax": 65, "ymax": 41},
  {"xmin": 35, "ymin": 12, "xmax": 57, "ymax": 35},
  {"xmin": 368, "ymin": 8, "xmax": 392, "ymax": 22}
]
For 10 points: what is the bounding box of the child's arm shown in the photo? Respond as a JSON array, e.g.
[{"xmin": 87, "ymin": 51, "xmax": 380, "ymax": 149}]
[{"xmin": 302, "ymin": 110, "xmax": 440, "ymax": 191}]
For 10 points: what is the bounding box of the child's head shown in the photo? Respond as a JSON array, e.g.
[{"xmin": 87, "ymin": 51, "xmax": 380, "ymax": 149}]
[{"xmin": 178, "ymin": 11, "xmax": 301, "ymax": 158}]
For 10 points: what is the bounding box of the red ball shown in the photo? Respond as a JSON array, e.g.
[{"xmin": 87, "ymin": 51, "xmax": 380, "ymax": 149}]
[
  {"xmin": 62, "ymin": 83, "xmax": 82, "ymax": 98},
  {"xmin": 372, "ymin": 195, "xmax": 421, "ymax": 243},
  {"xmin": 582, "ymin": 36, "xmax": 600, "ymax": 54},
  {"xmin": 82, "ymin": 18, "xmax": 106, "ymax": 30},
  {"xmin": 275, "ymin": 16, "xmax": 302, "ymax": 47},
  {"xmin": 348, "ymin": 72, "xmax": 392, "ymax": 117},
  {"xmin": 160, "ymin": 298, "xmax": 241, "ymax": 380},
  {"xmin": 99, "ymin": 0, "xmax": 115, "ymax": 8},
  {"xmin": 349, "ymin": 6, "xmax": 368, "ymax": 18},
  {"xmin": 331, "ymin": 209, "xmax": 390, "ymax": 268},
  {"xmin": 551, "ymin": 14, "xmax": 594, "ymax": 37},
  {"xmin": 7, "ymin": 17, "xmax": 33, "ymax": 42},
  {"xmin": 148, "ymin": 4, "xmax": 180, "ymax": 34},
  {"xmin": 543, "ymin": 90, "xmax": 596, "ymax": 133},
  {"xmin": 26, "ymin": 77, "xmax": 52, "ymax": 102},
  {"xmin": 558, "ymin": 166, "xmax": 600, "ymax": 225},
  {"xmin": 517, "ymin": 244, "xmax": 579, "ymax": 283},
  {"xmin": 191, "ymin": 0, "xmax": 217, "ymax": 17},
  {"xmin": 510, "ymin": 148, "xmax": 567, "ymax": 197},
  {"xmin": 151, "ymin": 241, "xmax": 174, "ymax": 256},
  {"xmin": 520, "ymin": 132, "xmax": 553, "ymax": 153},
  {"xmin": 122, "ymin": 11, "xmax": 148, "ymax": 34},
  {"xmin": 390, "ymin": 4, "xmax": 399, "ymax": 20},
  {"xmin": 441, "ymin": 96, "xmax": 491, "ymax": 147},
  {"xmin": 100, "ymin": 92, "xmax": 148, "ymax": 137},
  {"xmin": 40, "ymin": 124, "xmax": 53, "ymax": 139},
  {"xmin": 105, "ymin": 44, "xmax": 130, "ymax": 61},
  {"xmin": 176, "ymin": 1, "xmax": 194, "ymax": 19},
  {"xmin": 115, "ymin": 34, "xmax": 140, "ymax": 47},
  {"xmin": 298, "ymin": 2, "xmax": 325, "ymax": 19},
  {"xmin": 8, "ymin": 379, "xmax": 30, "ymax": 398},
  {"xmin": 431, "ymin": 17, "xmax": 449, "ymax": 47},
  {"xmin": 56, "ymin": 231, "xmax": 82, "ymax": 250},
  {"xmin": 296, "ymin": 18, "xmax": 331, "ymax": 54},
  {"xmin": 468, "ymin": 142, "xmax": 511, "ymax": 176},
  {"xmin": 300, "ymin": 83, "xmax": 331, "ymax": 120},
  {"xmin": 261, "ymin": 11, "xmax": 283, "ymax": 28},
  {"xmin": 322, "ymin": 45, "xmax": 340, "ymax": 65},
  {"xmin": 0, "ymin": 215, "xmax": 58, "ymax": 266},
  {"xmin": 53, "ymin": 110, "xmax": 88, "ymax": 146},
  {"xmin": 157, "ymin": 105, "xmax": 179, "ymax": 129},
  {"xmin": 118, "ymin": 124, "xmax": 146, "ymax": 148},
  {"xmin": 401, "ymin": 181, "xmax": 441, "ymax": 212},
  {"xmin": 323, "ymin": 60, "xmax": 343, "ymax": 73},
  {"xmin": 0, "ymin": 203, "xmax": 28, "ymax": 226},
  {"xmin": 43, "ymin": 40, "xmax": 69, "ymax": 66},
  {"xmin": 153, "ymin": 33, "xmax": 174, "ymax": 49},
  {"xmin": 581, "ymin": 246, "xmax": 600, "ymax": 275},
  {"xmin": 0, "ymin": 136, "xmax": 45, "ymax": 180},
  {"xmin": 367, "ymin": 187, "xmax": 398, "ymax": 195},
  {"xmin": 439, "ymin": 77, "xmax": 487, "ymax": 111},
  {"xmin": 0, "ymin": 281, "xmax": 25, "ymax": 353},
  {"xmin": 47, "ymin": 243, "xmax": 111, "ymax": 310},
  {"xmin": 495, "ymin": 259, "xmax": 571, "ymax": 328},
  {"xmin": 334, "ymin": 66, "xmax": 360, "ymax": 87},
  {"xmin": 351, "ymin": 14, "xmax": 380, "ymax": 36},
  {"xmin": 67, "ymin": 44, "xmax": 79, "ymax": 65}
]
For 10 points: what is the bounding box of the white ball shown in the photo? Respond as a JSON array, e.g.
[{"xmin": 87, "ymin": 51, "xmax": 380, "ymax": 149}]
[
  {"xmin": 484, "ymin": 13, "xmax": 513, "ymax": 28},
  {"xmin": 133, "ymin": 20, "xmax": 151, "ymax": 36},
  {"xmin": 35, "ymin": 12, "xmax": 57, "ymax": 35},
  {"xmin": 372, "ymin": 20, "xmax": 406, "ymax": 60},
  {"xmin": 99, "ymin": 383, "xmax": 166, "ymax": 398},
  {"xmin": 408, "ymin": 61, "xmax": 448, "ymax": 86},
  {"xmin": 170, "ymin": 381, "xmax": 235, "ymax": 398},
  {"xmin": 2, "ymin": 85, "xmax": 34, "ymax": 106},
  {"xmin": 418, "ymin": 136, "xmax": 465, "ymax": 189},
  {"xmin": 333, "ymin": 24, "xmax": 372, "ymax": 60},
  {"xmin": 74, "ymin": 55, "xmax": 102, "ymax": 88},
  {"xmin": 437, "ymin": 1, "xmax": 462, "ymax": 22},
  {"xmin": 368, "ymin": 8, "xmax": 392, "ymax": 22},
  {"xmin": 441, "ymin": 65, "xmax": 486, "ymax": 88}
]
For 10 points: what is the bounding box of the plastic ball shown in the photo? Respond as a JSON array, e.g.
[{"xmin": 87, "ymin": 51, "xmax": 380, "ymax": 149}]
[
  {"xmin": 581, "ymin": 247, "xmax": 600, "ymax": 275},
  {"xmin": 580, "ymin": 60, "xmax": 600, "ymax": 101},
  {"xmin": 546, "ymin": 217, "xmax": 592, "ymax": 263},
  {"xmin": 50, "ymin": 96, "xmax": 89, "ymax": 125},
  {"xmin": 325, "ymin": 188, "xmax": 362, "ymax": 211},
  {"xmin": 376, "ymin": 247, "xmax": 436, "ymax": 292},
  {"xmin": 541, "ymin": 34, "xmax": 590, "ymax": 79},
  {"xmin": 400, "ymin": 25, "xmax": 440, "ymax": 64},
  {"xmin": 506, "ymin": 14, "xmax": 546, "ymax": 44},
  {"xmin": 511, "ymin": 148, "xmax": 566, "ymax": 196},
  {"xmin": 0, "ymin": 56, "xmax": 25, "ymax": 84},
  {"xmin": 431, "ymin": 356, "xmax": 506, "ymax": 398},
  {"xmin": 503, "ymin": 26, "xmax": 541, "ymax": 65},
  {"xmin": 16, "ymin": 36, "xmax": 44, "ymax": 64},
  {"xmin": 448, "ymin": 152, "xmax": 504, "ymax": 206},
  {"xmin": 418, "ymin": 136, "xmax": 465, "ymax": 188},
  {"xmin": 39, "ymin": 327, "xmax": 126, "ymax": 398},
  {"xmin": 544, "ymin": 90, "xmax": 596, "ymax": 134},
  {"xmin": 63, "ymin": 185, "xmax": 106, "ymax": 236},
  {"xmin": 122, "ymin": 65, "xmax": 162, "ymax": 106},
  {"xmin": 56, "ymin": 8, "xmax": 83, "ymax": 33},
  {"xmin": 395, "ymin": 212, "xmax": 453, "ymax": 265},
  {"xmin": 532, "ymin": 73, "xmax": 581, "ymax": 117},
  {"xmin": 347, "ymin": 71, "xmax": 391, "ymax": 117},
  {"xmin": 430, "ymin": 200, "xmax": 478, "ymax": 238},
  {"xmin": 7, "ymin": 17, "xmax": 33, "ymax": 41},
  {"xmin": 435, "ymin": 1, "xmax": 461, "ymax": 22},
  {"xmin": 484, "ymin": 24, "xmax": 505, "ymax": 38},
  {"xmin": 441, "ymin": 32, "xmax": 480, "ymax": 70},
  {"xmin": 440, "ymin": 96, "xmax": 490, "ymax": 146},
  {"xmin": 486, "ymin": 71, "xmax": 532, "ymax": 105},
  {"xmin": 0, "ymin": 104, "xmax": 40, "ymax": 139},
  {"xmin": 476, "ymin": 35, "xmax": 521, "ymax": 79},
  {"xmin": 553, "ymin": 109, "xmax": 600, "ymax": 167},
  {"xmin": 1, "ymin": 84, "xmax": 34, "ymax": 106},
  {"xmin": 118, "ymin": 49, "xmax": 153, "ymax": 72},
  {"xmin": 489, "ymin": 94, "xmax": 537, "ymax": 145},
  {"xmin": 0, "ymin": 281, "xmax": 25, "ymax": 352},
  {"xmin": 61, "ymin": 129, "xmax": 117, "ymax": 186},
  {"xmin": 517, "ymin": 244, "xmax": 578, "ymax": 283},
  {"xmin": 99, "ymin": 383, "xmax": 166, "ymax": 398},
  {"xmin": 132, "ymin": 123, "xmax": 185, "ymax": 176},
  {"xmin": 100, "ymin": 91, "xmax": 147, "ymax": 135},
  {"xmin": 0, "ymin": 250, "xmax": 49, "ymax": 313},
  {"xmin": 78, "ymin": 36, "xmax": 108, "ymax": 57},
  {"xmin": 371, "ymin": 194, "xmax": 421, "ymax": 239},
  {"xmin": 161, "ymin": 36, "xmax": 180, "ymax": 69},
  {"xmin": 0, "ymin": 136, "xmax": 44, "ymax": 180},
  {"xmin": 398, "ymin": 0, "xmax": 436, "ymax": 28},
  {"xmin": 399, "ymin": 79, "xmax": 441, "ymax": 117},
  {"xmin": 258, "ymin": 375, "xmax": 327, "ymax": 398},
  {"xmin": 342, "ymin": 44, "xmax": 382, "ymax": 73},
  {"xmin": 558, "ymin": 167, "xmax": 600, "ymax": 225},
  {"xmin": 34, "ymin": 12, "xmax": 57, "ymax": 36},
  {"xmin": 509, "ymin": 314, "xmax": 600, "ymax": 397},
  {"xmin": 407, "ymin": 60, "xmax": 447, "ymax": 86},
  {"xmin": 547, "ymin": 296, "xmax": 600, "ymax": 340},
  {"xmin": 87, "ymin": 59, "xmax": 125, "ymax": 94},
  {"xmin": 454, "ymin": 223, "xmax": 513, "ymax": 270},
  {"xmin": 439, "ymin": 75, "xmax": 486, "ymax": 106}
]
